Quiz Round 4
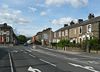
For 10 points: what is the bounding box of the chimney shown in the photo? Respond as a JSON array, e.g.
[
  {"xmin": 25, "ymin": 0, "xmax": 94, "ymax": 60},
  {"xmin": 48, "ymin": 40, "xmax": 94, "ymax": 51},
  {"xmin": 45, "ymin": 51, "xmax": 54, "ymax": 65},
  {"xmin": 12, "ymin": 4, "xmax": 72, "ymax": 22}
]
[
  {"xmin": 88, "ymin": 13, "xmax": 95, "ymax": 19},
  {"xmin": 64, "ymin": 24, "xmax": 68, "ymax": 27},
  {"xmin": 70, "ymin": 21, "xmax": 75, "ymax": 25},
  {"xmin": 78, "ymin": 19, "xmax": 83, "ymax": 24}
]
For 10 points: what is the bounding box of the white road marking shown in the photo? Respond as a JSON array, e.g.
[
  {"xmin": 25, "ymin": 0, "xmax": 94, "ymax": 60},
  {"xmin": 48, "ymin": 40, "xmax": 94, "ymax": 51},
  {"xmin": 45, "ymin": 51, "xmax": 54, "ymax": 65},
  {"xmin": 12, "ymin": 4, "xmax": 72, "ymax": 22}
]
[
  {"xmin": 87, "ymin": 61, "xmax": 99, "ymax": 64},
  {"xmin": 39, "ymin": 46, "xmax": 54, "ymax": 51},
  {"xmin": 26, "ymin": 50, "xmax": 32, "ymax": 52},
  {"xmin": 24, "ymin": 51, "xmax": 27, "ymax": 53},
  {"xmin": 11, "ymin": 50, "xmax": 18, "ymax": 53},
  {"xmin": 33, "ymin": 46, "xmax": 36, "ymax": 49},
  {"xmin": 40, "ymin": 59, "xmax": 56, "ymax": 67},
  {"xmin": 20, "ymin": 50, "xmax": 24, "ymax": 52},
  {"xmin": 29, "ymin": 54, "xmax": 36, "ymax": 58},
  {"xmin": 8, "ymin": 53, "xmax": 14, "ymax": 72},
  {"xmin": 69, "ymin": 63, "xmax": 99, "ymax": 72},
  {"xmin": 28, "ymin": 66, "xmax": 41, "ymax": 72}
]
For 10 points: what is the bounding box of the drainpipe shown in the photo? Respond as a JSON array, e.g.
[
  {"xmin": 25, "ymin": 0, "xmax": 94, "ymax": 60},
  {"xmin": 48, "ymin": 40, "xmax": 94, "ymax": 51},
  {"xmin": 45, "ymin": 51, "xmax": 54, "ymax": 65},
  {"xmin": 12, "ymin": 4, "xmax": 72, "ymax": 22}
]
[
  {"xmin": 98, "ymin": 21, "xmax": 100, "ymax": 44},
  {"xmin": 98, "ymin": 21, "xmax": 100, "ymax": 53}
]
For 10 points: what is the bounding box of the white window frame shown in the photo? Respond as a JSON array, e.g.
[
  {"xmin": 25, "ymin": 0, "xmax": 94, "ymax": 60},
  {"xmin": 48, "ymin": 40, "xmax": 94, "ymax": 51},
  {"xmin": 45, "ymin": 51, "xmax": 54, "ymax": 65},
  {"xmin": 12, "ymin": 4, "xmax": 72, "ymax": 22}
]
[
  {"xmin": 0, "ymin": 31, "xmax": 2, "ymax": 35},
  {"xmin": 6, "ymin": 31, "xmax": 10, "ymax": 35},
  {"xmin": 6, "ymin": 37, "xmax": 9, "ymax": 42},
  {"xmin": 54, "ymin": 32, "xmax": 56, "ymax": 38},
  {"xmin": 65, "ymin": 30, "xmax": 68, "ymax": 36},
  {"xmin": 58, "ymin": 31, "xmax": 61, "ymax": 37},
  {"xmin": 62, "ymin": 31, "xmax": 64, "ymax": 36},
  {"xmin": 87, "ymin": 24, "xmax": 92, "ymax": 33},
  {"xmin": 74, "ymin": 28, "xmax": 76, "ymax": 34}
]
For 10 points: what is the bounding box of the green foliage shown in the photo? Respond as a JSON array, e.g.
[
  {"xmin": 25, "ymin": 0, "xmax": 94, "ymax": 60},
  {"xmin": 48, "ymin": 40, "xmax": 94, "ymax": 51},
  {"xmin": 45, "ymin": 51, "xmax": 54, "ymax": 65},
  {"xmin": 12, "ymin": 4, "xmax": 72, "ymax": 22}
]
[
  {"xmin": 57, "ymin": 39, "xmax": 70, "ymax": 48},
  {"xmin": 89, "ymin": 37, "xmax": 98, "ymax": 46},
  {"xmin": 17, "ymin": 35, "xmax": 27, "ymax": 44}
]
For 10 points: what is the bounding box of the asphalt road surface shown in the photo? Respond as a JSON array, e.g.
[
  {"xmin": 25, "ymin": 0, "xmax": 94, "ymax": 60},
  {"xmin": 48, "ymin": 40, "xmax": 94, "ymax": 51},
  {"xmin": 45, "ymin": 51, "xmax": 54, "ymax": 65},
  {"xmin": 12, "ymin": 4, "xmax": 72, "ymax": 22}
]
[{"xmin": 0, "ymin": 45, "xmax": 100, "ymax": 72}]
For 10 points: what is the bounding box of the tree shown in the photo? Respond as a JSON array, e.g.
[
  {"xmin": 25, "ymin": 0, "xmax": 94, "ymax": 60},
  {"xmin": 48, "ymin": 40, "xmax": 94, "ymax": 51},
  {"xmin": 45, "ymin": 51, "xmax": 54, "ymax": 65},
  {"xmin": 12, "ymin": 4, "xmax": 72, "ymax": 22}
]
[{"xmin": 17, "ymin": 35, "xmax": 27, "ymax": 44}]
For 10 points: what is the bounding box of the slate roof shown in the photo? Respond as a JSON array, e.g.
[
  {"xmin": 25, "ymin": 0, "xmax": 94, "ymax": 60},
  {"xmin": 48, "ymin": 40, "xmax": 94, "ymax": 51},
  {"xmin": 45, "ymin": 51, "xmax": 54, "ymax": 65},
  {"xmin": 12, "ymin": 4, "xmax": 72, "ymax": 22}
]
[
  {"xmin": 55, "ymin": 16, "xmax": 100, "ymax": 32},
  {"xmin": 0, "ymin": 23, "xmax": 12, "ymax": 28}
]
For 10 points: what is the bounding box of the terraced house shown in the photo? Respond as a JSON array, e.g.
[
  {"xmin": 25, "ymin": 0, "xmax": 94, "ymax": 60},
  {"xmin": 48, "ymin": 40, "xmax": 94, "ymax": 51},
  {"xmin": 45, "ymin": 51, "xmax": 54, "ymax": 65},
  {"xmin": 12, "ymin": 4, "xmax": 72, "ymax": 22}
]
[
  {"xmin": 53, "ymin": 14, "xmax": 100, "ymax": 44},
  {"xmin": 35, "ymin": 28, "xmax": 53, "ymax": 45},
  {"xmin": 0, "ymin": 23, "xmax": 17, "ymax": 45}
]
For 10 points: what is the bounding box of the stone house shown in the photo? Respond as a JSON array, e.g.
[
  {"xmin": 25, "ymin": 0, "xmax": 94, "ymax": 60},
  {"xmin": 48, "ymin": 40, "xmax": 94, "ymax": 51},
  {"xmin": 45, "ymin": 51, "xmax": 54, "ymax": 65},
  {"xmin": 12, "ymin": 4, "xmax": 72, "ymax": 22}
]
[
  {"xmin": 0, "ymin": 23, "xmax": 17, "ymax": 45},
  {"xmin": 53, "ymin": 14, "xmax": 100, "ymax": 44}
]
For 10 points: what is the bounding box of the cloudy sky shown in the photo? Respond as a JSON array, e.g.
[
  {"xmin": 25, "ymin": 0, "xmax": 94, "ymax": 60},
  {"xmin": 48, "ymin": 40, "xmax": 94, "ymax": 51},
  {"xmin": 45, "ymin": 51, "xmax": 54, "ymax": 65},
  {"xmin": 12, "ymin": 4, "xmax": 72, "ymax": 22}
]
[{"xmin": 0, "ymin": 0, "xmax": 100, "ymax": 37}]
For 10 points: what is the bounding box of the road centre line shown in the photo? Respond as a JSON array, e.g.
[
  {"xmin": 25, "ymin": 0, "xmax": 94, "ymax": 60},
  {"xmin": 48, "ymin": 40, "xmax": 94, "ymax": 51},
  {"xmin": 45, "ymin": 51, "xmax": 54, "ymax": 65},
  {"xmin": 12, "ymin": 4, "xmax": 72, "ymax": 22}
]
[
  {"xmin": 8, "ymin": 53, "xmax": 14, "ymax": 72},
  {"xmin": 29, "ymin": 54, "xmax": 36, "ymax": 58},
  {"xmin": 40, "ymin": 59, "xmax": 56, "ymax": 67},
  {"xmin": 69, "ymin": 63, "xmax": 99, "ymax": 72},
  {"xmin": 24, "ymin": 51, "xmax": 27, "ymax": 53}
]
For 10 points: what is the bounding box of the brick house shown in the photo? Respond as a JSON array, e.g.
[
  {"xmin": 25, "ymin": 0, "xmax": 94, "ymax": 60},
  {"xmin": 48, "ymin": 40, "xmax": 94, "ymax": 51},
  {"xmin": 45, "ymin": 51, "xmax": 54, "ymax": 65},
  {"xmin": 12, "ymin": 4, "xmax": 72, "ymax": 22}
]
[
  {"xmin": 35, "ymin": 32, "xmax": 42, "ymax": 42},
  {"xmin": 0, "ymin": 23, "xmax": 17, "ymax": 45},
  {"xmin": 41, "ymin": 28, "xmax": 53, "ymax": 45}
]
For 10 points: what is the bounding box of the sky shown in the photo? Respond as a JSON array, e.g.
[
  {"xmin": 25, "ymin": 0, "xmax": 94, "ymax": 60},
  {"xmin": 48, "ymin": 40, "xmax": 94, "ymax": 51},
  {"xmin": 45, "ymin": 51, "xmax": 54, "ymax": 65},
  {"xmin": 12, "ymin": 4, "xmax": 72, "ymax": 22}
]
[{"xmin": 0, "ymin": 0, "xmax": 100, "ymax": 37}]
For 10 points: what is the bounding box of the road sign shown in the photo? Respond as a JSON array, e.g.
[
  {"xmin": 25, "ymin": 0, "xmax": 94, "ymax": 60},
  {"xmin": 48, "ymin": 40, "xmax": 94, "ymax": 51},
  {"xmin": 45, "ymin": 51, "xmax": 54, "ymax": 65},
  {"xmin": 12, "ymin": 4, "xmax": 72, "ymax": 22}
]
[{"xmin": 28, "ymin": 66, "xmax": 41, "ymax": 72}]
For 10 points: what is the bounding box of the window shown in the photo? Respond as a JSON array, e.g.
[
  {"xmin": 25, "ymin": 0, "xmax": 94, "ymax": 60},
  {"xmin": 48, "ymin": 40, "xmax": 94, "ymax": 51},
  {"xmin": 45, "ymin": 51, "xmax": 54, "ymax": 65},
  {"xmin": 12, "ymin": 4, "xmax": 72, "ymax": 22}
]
[
  {"xmin": 65, "ymin": 30, "xmax": 68, "ymax": 36},
  {"xmin": 43, "ymin": 34, "xmax": 48, "ymax": 39},
  {"xmin": 87, "ymin": 24, "xmax": 92, "ymax": 33},
  {"xmin": 74, "ymin": 29, "xmax": 76, "ymax": 34},
  {"xmin": 6, "ymin": 31, "xmax": 10, "ymax": 35},
  {"xmin": 0, "ymin": 31, "xmax": 2, "ymax": 35},
  {"xmin": 54, "ymin": 32, "xmax": 56, "ymax": 38},
  {"xmin": 79, "ymin": 26, "xmax": 82, "ymax": 34},
  {"xmin": 62, "ymin": 31, "xmax": 64, "ymax": 36},
  {"xmin": 6, "ymin": 37, "xmax": 9, "ymax": 42},
  {"xmin": 80, "ymin": 38, "xmax": 82, "ymax": 43},
  {"xmin": 58, "ymin": 31, "xmax": 61, "ymax": 37}
]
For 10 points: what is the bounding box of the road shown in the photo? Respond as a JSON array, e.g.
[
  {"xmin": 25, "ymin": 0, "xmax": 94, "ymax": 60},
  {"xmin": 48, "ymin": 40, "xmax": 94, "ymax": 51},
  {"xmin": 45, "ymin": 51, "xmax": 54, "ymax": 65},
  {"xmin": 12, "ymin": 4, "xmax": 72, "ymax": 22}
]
[{"xmin": 0, "ymin": 45, "xmax": 100, "ymax": 72}]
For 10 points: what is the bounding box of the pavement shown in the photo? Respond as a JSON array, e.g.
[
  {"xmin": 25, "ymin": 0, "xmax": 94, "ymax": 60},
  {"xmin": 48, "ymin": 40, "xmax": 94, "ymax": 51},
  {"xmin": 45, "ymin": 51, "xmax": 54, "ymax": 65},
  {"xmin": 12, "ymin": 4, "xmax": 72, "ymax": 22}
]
[{"xmin": 39, "ymin": 45, "xmax": 100, "ymax": 58}]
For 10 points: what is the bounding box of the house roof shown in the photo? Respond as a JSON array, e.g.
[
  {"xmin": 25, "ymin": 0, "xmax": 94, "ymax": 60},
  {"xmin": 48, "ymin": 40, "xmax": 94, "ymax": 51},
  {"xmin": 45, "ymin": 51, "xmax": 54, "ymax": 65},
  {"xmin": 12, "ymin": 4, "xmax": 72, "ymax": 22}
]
[
  {"xmin": 0, "ymin": 23, "xmax": 12, "ymax": 28},
  {"xmin": 55, "ymin": 16, "xmax": 100, "ymax": 32}
]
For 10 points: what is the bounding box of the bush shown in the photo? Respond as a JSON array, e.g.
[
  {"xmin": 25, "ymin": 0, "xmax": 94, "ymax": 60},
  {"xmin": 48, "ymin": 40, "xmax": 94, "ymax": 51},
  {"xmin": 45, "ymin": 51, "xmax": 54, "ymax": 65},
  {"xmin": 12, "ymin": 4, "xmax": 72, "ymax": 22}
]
[{"xmin": 57, "ymin": 39, "xmax": 70, "ymax": 48}]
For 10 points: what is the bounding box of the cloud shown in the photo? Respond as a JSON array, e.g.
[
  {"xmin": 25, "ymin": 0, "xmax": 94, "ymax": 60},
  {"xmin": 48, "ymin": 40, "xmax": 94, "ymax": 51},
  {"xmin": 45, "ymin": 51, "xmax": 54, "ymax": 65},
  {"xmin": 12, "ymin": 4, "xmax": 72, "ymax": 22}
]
[
  {"xmin": 45, "ymin": 0, "xmax": 88, "ymax": 7},
  {"xmin": 0, "ymin": 4, "xmax": 30, "ymax": 25},
  {"xmin": 36, "ymin": 3, "xmax": 46, "ymax": 8},
  {"xmin": 15, "ymin": 18, "xmax": 30, "ymax": 24},
  {"xmin": 51, "ymin": 17, "xmax": 77, "ymax": 25},
  {"xmin": 5, "ymin": 0, "xmax": 27, "ymax": 5},
  {"xmin": 17, "ymin": 27, "xmax": 39, "ymax": 37},
  {"xmin": 29, "ymin": 7, "xmax": 37, "ymax": 13},
  {"xmin": 40, "ymin": 11, "xmax": 47, "ymax": 16}
]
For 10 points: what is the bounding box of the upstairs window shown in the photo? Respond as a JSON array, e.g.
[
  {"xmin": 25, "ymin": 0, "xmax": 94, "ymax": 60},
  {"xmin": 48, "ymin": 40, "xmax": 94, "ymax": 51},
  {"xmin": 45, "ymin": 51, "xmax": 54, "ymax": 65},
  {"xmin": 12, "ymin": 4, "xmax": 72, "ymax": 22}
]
[
  {"xmin": 54, "ymin": 33, "xmax": 56, "ymax": 38},
  {"xmin": 74, "ymin": 29, "xmax": 76, "ymax": 34},
  {"xmin": 58, "ymin": 31, "xmax": 61, "ymax": 37},
  {"xmin": 79, "ymin": 26, "xmax": 82, "ymax": 34},
  {"xmin": 87, "ymin": 24, "xmax": 92, "ymax": 33},
  {"xmin": 62, "ymin": 31, "xmax": 64, "ymax": 36},
  {"xmin": 65, "ymin": 30, "xmax": 68, "ymax": 36}
]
